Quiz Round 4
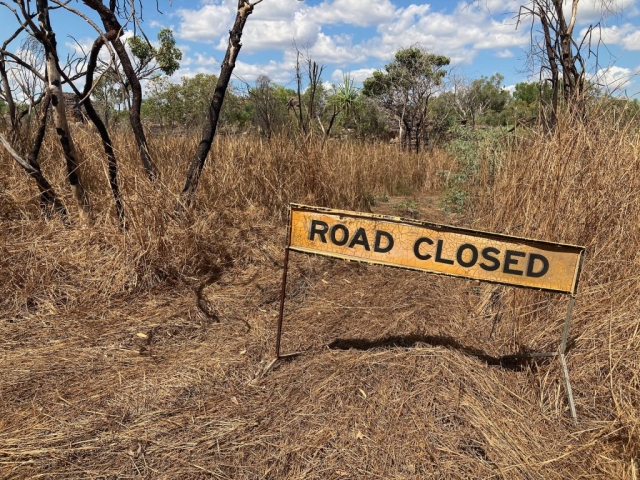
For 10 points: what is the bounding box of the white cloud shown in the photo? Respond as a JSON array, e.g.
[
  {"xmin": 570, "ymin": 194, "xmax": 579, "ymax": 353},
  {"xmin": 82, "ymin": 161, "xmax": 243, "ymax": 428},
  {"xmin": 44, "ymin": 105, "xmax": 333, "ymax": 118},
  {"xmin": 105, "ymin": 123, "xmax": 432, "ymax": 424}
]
[
  {"xmin": 571, "ymin": 0, "xmax": 637, "ymax": 25},
  {"xmin": 170, "ymin": 0, "xmax": 634, "ymax": 89},
  {"xmin": 239, "ymin": 12, "xmax": 320, "ymax": 52},
  {"xmin": 495, "ymin": 49, "xmax": 514, "ymax": 58},
  {"xmin": 364, "ymin": 4, "xmax": 527, "ymax": 65},
  {"xmin": 621, "ymin": 29, "xmax": 640, "ymax": 49},
  {"xmin": 581, "ymin": 23, "xmax": 635, "ymax": 44},
  {"xmin": 593, "ymin": 65, "xmax": 638, "ymax": 92},
  {"xmin": 176, "ymin": 2, "xmax": 235, "ymax": 42},
  {"xmin": 175, "ymin": 0, "xmax": 529, "ymax": 67},
  {"xmin": 578, "ymin": 22, "xmax": 640, "ymax": 51},
  {"xmin": 331, "ymin": 68, "xmax": 376, "ymax": 83},
  {"xmin": 309, "ymin": 0, "xmax": 396, "ymax": 27},
  {"xmin": 349, "ymin": 68, "xmax": 378, "ymax": 82},
  {"xmin": 305, "ymin": 33, "xmax": 367, "ymax": 66},
  {"xmin": 233, "ymin": 59, "xmax": 296, "ymax": 84}
]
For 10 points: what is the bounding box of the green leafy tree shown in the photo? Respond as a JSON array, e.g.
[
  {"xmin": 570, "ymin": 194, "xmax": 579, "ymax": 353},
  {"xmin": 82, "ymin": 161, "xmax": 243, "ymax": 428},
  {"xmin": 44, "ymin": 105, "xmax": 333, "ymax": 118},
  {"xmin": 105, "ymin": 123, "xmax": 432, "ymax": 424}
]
[
  {"xmin": 127, "ymin": 28, "xmax": 182, "ymax": 79},
  {"xmin": 349, "ymin": 97, "xmax": 395, "ymax": 142},
  {"xmin": 502, "ymin": 81, "xmax": 555, "ymax": 127},
  {"xmin": 141, "ymin": 75, "xmax": 171, "ymax": 127},
  {"xmin": 451, "ymin": 73, "xmax": 511, "ymax": 127},
  {"xmin": 142, "ymin": 74, "xmax": 248, "ymax": 131},
  {"xmin": 249, "ymin": 75, "xmax": 293, "ymax": 139},
  {"xmin": 91, "ymin": 68, "xmax": 126, "ymax": 128},
  {"xmin": 513, "ymin": 81, "xmax": 554, "ymax": 105},
  {"xmin": 363, "ymin": 48, "xmax": 450, "ymax": 151},
  {"xmin": 320, "ymin": 73, "xmax": 360, "ymax": 137},
  {"xmin": 142, "ymin": 74, "xmax": 215, "ymax": 128}
]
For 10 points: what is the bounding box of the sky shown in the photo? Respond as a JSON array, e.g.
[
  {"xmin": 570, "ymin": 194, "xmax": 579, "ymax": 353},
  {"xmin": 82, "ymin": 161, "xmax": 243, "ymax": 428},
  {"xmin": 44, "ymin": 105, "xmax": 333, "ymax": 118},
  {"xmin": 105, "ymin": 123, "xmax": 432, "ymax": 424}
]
[{"xmin": 7, "ymin": 0, "xmax": 640, "ymax": 96}]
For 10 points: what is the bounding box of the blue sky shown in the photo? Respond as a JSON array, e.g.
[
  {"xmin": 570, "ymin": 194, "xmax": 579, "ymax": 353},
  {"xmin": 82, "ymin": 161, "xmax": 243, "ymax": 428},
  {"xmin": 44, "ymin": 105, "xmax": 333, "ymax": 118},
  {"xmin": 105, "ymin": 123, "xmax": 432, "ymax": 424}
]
[{"xmin": 8, "ymin": 0, "xmax": 640, "ymax": 96}]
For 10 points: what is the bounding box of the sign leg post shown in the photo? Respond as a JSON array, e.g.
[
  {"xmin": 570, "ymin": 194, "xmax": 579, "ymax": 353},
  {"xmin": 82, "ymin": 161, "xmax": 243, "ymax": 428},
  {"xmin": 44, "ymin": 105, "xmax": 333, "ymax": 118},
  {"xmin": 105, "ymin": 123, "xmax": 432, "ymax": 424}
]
[
  {"xmin": 275, "ymin": 247, "xmax": 290, "ymax": 359},
  {"xmin": 560, "ymin": 353, "xmax": 577, "ymax": 420},
  {"xmin": 559, "ymin": 296, "xmax": 577, "ymax": 420}
]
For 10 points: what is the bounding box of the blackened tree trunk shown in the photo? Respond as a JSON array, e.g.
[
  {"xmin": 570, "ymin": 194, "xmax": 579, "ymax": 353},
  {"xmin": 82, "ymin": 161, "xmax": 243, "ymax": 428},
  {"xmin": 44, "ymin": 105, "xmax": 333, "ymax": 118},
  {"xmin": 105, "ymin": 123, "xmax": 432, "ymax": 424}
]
[
  {"xmin": 520, "ymin": 0, "xmax": 588, "ymax": 127},
  {"xmin": 0, "ymin": 56, "xmax": 17, "ymax": 134},
  {"xmin": 36, "ymin": 0, "xmax": 93, "ymax": 223},
  {"xmin": 180, "ymin": 0, "xmax": 262, "ymax": 206},
  {"xmin": 539, "ymin": 5, "xmax": 559, "ymax": 129},
  {"xmin": 82, "ymin": 0, "xmax": 158, "ymax": 182},
  {"xmin": 0, "ymin": 95, "xmax": 68, "ymax": 222},
  {"xmin": 75, "ymin": 33, "xmax": 125, "ymax": 227}
]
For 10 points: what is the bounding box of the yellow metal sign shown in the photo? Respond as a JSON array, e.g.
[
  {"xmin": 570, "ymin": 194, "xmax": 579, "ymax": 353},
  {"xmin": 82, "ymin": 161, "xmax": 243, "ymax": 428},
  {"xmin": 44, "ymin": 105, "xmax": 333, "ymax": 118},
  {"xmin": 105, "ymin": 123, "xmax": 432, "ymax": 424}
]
[{"xmin": 288, "ymin": 204, "xmax": 585, "ymax": 294}]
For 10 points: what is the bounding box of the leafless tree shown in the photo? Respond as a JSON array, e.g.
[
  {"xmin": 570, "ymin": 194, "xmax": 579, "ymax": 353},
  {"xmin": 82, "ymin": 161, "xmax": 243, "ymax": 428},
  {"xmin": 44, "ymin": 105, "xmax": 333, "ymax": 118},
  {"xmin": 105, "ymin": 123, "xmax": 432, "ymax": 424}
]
[
  {"xmin": 1, "ymin": 1, "xmax": 130, "ymax": 225},
  {"xmin": 5, "ymin": 0, "xmax": 96, "ymax": 223},
  {"xmin": 514, "ymin": 0, "xmax": 623, "ymax": 125},
  {"xmin": 181, "ymin": 0, "xmax": 264, "ymax": 206},
  {"xmin": 0, "ymin": 93, "xmax": 68, "ymax": 221},
  {"xmin": 81, "ymin": 0, "xmax": 159, "ymax": 182},
  {"xmin": 251, "ymin": 75, "xmax": 287, "ymax": 141}
]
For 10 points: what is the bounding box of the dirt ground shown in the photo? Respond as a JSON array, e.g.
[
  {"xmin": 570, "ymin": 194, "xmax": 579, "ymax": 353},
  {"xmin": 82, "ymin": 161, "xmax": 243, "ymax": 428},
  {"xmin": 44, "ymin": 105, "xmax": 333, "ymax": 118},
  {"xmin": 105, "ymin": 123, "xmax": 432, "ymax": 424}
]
[{"xmin": 0, "ymin": 196, "xmax": 631, "ymax": 479}]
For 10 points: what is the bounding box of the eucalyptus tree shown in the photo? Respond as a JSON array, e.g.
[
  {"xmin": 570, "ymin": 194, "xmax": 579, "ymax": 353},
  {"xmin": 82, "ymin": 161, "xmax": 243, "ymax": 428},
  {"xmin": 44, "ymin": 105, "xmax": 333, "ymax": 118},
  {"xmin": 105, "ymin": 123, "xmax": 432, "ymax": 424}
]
[
  {"xmin": 0, "ymin": 2, "xmax": 69, "ymax": 219},
  {"xmin": 1, "ymin": 0, "xmax": 264, "ymax": 217},
  {"xmin": 1, "ymin": 1, "xmax": 134, "ymax": 224},
  {"xmin": 0, "ymin": 6, "xmax": 51, "ymax": 138},
  {"xmin": 0, "ymin": 99, "xmax": 68, "ymax": 221},
  {"xmin": 363, "ymin": 48, "xmax": 450, "ymax": 152},
  {"xmin": 249, "ymin": 75, "xmax": 292, "ymax": 140},
  {"xmin": 4, "ymin": 0, "xmax": 95, "ymax": 222},
  {"xmin": 450, "ymin": 73, "xmax": 511, "ymax": 127}
]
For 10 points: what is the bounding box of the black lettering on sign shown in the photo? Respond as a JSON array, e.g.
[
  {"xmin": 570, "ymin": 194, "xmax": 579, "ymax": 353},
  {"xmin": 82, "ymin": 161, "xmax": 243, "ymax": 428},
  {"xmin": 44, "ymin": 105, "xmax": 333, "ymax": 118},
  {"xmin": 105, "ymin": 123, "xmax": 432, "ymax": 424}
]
[
  {"xmin": 330, "ymin": 224, "xmax": 349, "ymax": 246},
  {"xmin": 526, "ymin": 253, "xmax": 549, "ymax": 278},
  {"xmin": 374, "ymin": 230, "xmax": 394, "ymax": 253},
  {"xmin": 413, "ymin": 237, "xmax": 434, "ymax": 260},
  {"xmin": 456, "ymin": 243, "xmax": 478, "ymax": 268},
  {"xmin": 479, "ymin": 247, "xmax": 501, "ymax": 271},
  {"xmin": 348, "ymin": 227, "xmax": 370, "ymax": 251},
  {"xmin": 503, "ymin": 250, "xmax": 525, "ymax": 275},
  {"xmin": 435, "ymin": 239, "xmax": 454, "ymax": 265},
  {"xmin": 309, "ymin": 220, "xmax": 328, "ymax": 243}
]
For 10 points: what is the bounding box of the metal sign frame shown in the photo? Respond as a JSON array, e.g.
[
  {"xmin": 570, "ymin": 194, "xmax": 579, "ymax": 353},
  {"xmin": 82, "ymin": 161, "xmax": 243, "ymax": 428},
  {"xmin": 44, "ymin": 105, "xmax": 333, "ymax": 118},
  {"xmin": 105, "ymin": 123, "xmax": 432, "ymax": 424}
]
[{"xmin": 272, "ymin": 204, "xmax": 585, "ymax": 420}]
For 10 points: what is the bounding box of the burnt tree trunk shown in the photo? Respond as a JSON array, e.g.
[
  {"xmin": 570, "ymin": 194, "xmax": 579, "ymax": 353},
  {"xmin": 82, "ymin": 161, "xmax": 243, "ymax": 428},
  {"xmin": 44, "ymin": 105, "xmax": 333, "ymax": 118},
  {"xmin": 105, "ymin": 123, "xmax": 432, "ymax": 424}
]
[
  {"xmin": 539, "ymin": 4, "xmax": 559, "ymax": 129},
  {"xmin": 36, "ymin": 0, "xmax": 92, "ymax": 223},
  {"xmin": 0, "ymin": 95, "xmax": 68, "ymax": 222},
  {"xmin": 181, "ymin": 0, "xmax": 259, "ymax": 206},
  {"xmin": 553, "ymin": 0, "xmax": 584, "ymax": 117},
  {"xmin": 0, "ymin": 56, "xmax": 18, "ymax": 135},
  {"xmin": 75, "ymin": 33, "xmax": 125, "ymax": 227},
  {"xmin": 82, "ymin": 0, "xmax": 158, "ymax": 182}
]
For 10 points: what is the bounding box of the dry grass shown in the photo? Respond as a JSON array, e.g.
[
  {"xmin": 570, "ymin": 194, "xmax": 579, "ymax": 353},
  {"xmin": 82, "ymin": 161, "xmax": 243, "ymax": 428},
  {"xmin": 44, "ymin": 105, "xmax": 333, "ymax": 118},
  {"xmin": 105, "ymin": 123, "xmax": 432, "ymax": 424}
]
[{"xmin": 1, "ymin": 114, "xmax": 639, "ymax": 478}]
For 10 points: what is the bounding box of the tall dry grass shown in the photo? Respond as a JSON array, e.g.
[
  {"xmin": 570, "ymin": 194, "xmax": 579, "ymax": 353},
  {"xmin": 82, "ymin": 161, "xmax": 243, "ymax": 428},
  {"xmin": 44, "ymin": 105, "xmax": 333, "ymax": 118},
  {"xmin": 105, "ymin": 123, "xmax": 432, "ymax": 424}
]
[
  {"xmin": 2, "ymin": 111, "xmax": 640, "ymax": 478},
  {"xmin": 472, "ymin": 104, "xmax": 640, "ymax": 462},
  {"xmin": 0, "ymin": 131, "xmax": 453, "ymax": 318}
]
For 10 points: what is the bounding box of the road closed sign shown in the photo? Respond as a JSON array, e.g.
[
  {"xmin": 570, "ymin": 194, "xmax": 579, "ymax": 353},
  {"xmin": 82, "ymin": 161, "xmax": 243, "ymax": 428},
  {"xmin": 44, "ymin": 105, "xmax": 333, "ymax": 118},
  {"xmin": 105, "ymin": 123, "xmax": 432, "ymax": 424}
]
[{"xmin": 288, "ymin": 204, "xmax": 585, "ymax": 294}]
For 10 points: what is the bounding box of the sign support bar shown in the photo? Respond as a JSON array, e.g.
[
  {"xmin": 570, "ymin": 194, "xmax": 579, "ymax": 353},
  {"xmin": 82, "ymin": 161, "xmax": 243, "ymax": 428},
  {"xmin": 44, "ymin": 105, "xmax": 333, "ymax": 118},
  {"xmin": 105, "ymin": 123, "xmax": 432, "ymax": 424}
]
[
  {"xmin": 498, "ymin": 295, "xmax": 577, "ymax": 420},
  {"xmin": 275, "ymin": 247, "xmax": 290, "ymax": 359},
  {"xmin": 560, "ymin": 296, "xmax": 577, "ymax": 420}
]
